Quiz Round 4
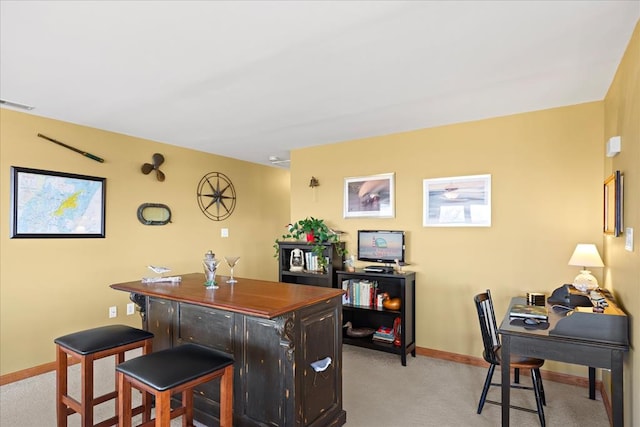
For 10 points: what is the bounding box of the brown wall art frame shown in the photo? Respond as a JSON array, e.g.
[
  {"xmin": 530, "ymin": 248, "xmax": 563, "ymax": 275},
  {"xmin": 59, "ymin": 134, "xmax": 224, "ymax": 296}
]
[{"xmin": 603, "ymin": 170, "xmax": 622, "ymax": 237}]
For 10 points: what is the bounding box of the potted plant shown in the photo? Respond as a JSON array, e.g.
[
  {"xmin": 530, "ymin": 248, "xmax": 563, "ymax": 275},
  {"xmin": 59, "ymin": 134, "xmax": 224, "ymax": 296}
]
[{"xmin": 274, "ymin": 217, "xmax": 347, "ymax": 269}]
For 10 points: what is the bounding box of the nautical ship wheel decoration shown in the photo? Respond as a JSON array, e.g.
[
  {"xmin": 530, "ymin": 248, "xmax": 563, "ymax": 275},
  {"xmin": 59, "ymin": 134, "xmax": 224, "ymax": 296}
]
[{"xmin": 196, "ymin": 172, "xmax": 237, "ymax": 221}]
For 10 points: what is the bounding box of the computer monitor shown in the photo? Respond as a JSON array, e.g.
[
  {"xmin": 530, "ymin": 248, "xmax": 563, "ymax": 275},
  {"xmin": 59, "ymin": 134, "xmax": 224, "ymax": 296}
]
[{"xmin": 357, "ymin": 230, "xmax": 405, "ymax": 264}]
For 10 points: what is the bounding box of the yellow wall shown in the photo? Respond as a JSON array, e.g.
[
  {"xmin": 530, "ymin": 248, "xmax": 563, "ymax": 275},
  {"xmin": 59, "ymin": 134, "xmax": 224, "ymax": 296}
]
[
  {"xmin": 291, "ymin": 102, "xmax": 604, "ymax": 367},
  {"xmin": 0, "ymin": 109, "xmax": 290, "ymax": 375},
  {"xmin": 1, "ymin": 21, "xmax": 638, "ymax": 426},
  {"xmin": 287, "ymin": 22, "xmax": 639, "ymax": 425},
  {"xmin": 603, "ymin": 21, "xmax": 640, "ymax": 427}
]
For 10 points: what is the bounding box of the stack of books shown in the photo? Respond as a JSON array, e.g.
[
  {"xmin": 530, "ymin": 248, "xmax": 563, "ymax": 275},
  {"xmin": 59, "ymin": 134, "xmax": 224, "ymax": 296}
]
[
  {"xmin": 509, "ymin": 304, "xmax": 548, "ymax": 320},
  {"xmin": 304, "ymin": 252, "xmax": 321, "ymax": 272},
  {"xmin": 372, "ymin": 325, "xmax": 395, "ymax": 344},
  {"xmin": 341, "ymin": 279, "xmax": 379, "ymax": 307}
]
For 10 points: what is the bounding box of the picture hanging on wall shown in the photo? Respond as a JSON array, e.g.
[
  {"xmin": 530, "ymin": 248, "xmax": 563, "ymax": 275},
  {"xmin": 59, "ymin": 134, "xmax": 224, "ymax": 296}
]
[
  {"xmin": 603, "ymin": 170, "xmax": 622, "ymax": 237},
  {"xmin": 423, "ymin": 174, "xmax": 491, "ymax": 227},
  {"xmin": 344, "ymin": 172, "xmax": 395, "ymax": 218},
  {"xmin": 10, "ymin": 166, "xmax": 106, "ymax": 238}
]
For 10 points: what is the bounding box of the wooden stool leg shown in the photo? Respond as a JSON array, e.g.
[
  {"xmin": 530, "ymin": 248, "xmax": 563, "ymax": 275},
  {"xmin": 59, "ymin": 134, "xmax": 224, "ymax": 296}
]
[
  {"xmin": 155, "ymin": 390, "xmax": 172, "ymax": 427},
  {"xmin": 142, "ymin": 390, "xmax": 152, "ymax": 423},
  {"xmin": 115, "ymin": 351, "xmax": 125, "ymax": 421},
  {"xmin": 142, "ymin": 340, "xmax": 153, "ymax": 422},
  {"xmin": 219, "ymin": 365, "xmax": 234, "ymax": 427},
  {"xmin": 183, "ymin": 388, "xmax": 193, "ymax": 427},
  {"xmin": 81, "ymin": 354, "xmax": 94, "ymax": 427},
  {"xmin": 117, "ymin": 371, "xmax": 132, "ymax": 427},
  {"xmin": 56, "ymin": 345, "xmax": 68, "ymax": 427}
]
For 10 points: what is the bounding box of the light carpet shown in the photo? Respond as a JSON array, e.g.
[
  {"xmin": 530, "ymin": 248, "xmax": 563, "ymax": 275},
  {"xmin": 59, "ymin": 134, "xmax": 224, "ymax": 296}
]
[{"xmin": 0, "ymin": 345, "xmax": 609, "ymax": 426}]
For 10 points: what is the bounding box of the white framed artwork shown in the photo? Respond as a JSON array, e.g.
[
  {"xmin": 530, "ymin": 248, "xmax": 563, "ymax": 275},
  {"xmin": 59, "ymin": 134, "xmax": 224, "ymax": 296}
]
[
  {"xmin": 423, "ymin": 174, "xmax": 491, "ymax": 227},
  {"xmin": 344, "ymin": 173, "xmax": 395, "ymax": 218}
]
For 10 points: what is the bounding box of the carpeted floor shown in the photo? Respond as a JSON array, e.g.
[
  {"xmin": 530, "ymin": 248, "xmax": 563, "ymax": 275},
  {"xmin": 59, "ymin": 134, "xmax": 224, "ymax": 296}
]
[{"xmin": 1, "ymin": 345, "xmax": 609, "ymax": 426}]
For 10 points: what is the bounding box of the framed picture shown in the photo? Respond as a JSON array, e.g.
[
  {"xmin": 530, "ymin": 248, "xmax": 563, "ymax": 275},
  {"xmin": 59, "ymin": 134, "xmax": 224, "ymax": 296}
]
[
  {"xmin": 603, "ymin": 170, "xmax": 622, "ymax": 237},
  {"xmin": 344, "ymin": 173, "xmax": 395, "ymax": 218},
  {"xmin": 423, "ymin": 174, "xmax": 491, "ymax": 227},
  {"xmin": 10, "ymin": 166, "xmax": 106, "ymax": 238}
]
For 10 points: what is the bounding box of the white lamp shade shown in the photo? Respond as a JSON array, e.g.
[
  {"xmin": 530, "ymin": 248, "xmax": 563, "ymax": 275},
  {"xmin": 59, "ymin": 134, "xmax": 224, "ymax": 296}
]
[
  {"xmin": 568, "ymin": 244, "xmax": 604, "ymax": 292},
  {"xmin": 568, "ymin": 244, "xmax": 604, "ymax": 268}
]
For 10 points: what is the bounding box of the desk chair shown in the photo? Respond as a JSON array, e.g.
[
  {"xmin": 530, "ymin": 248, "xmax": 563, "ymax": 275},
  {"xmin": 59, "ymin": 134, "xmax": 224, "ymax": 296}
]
[{"xmin": 474, "ymin": 290, "xmax": 546, "ymax": 427}]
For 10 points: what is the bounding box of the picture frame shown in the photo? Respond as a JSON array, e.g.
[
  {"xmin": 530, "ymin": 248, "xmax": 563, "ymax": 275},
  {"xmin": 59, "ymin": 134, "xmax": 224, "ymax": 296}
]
[
  {"xmin": 344, "ymin": 172, "xmax": 395, "ymax": 218},
  {"xmin": 603, "ymin": 170, "xmax": 622, "ymax": 237},
  {"xmin": 10, "ymin": 166, "xmax": 106, "ymax": 238},
  {"xmin": 423, "ymin": 174, "xmax": 491, "ymax": 227}
]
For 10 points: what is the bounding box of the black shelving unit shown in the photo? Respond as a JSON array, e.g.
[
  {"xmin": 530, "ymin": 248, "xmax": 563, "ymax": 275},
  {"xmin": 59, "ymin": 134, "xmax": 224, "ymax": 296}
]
[
  {"xmin": 338, "ymin": 269, "xmax": 416, "ymax": 366},
  {"xmin": 277, "ymin": 241, "xmax": 345, "ymax": 288}
]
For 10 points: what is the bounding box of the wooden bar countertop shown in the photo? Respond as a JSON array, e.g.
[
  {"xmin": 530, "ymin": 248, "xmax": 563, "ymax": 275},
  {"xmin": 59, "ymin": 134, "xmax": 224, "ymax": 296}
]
[{"xmin": 111, "ymin": 273, "xmax": 344, "ymax": 319}]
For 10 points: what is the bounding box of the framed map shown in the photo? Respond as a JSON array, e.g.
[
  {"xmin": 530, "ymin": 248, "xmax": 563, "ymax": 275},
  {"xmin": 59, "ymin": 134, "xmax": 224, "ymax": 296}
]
[{"xmin": 10, "ymin": 167, "xmax": 106, "ymax": 238}]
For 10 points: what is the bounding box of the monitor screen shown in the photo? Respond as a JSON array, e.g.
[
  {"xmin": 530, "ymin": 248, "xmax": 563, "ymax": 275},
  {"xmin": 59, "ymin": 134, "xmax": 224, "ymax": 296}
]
[{"xmin": 357, "ymin": 230, "xmax": 405, "ymax": 264}]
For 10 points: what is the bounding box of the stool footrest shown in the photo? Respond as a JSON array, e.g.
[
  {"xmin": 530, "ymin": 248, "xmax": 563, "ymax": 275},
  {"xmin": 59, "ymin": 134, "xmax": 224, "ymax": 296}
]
[{"xmin": 92, "ymin": 404, "xmax": 147, "ymax": 427}]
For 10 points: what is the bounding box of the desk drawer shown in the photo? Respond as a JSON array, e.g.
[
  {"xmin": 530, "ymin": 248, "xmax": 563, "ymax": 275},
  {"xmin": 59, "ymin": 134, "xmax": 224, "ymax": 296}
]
[{"xmin": 508, "ymin": 336, "xmax": 615, "ymax": 368}]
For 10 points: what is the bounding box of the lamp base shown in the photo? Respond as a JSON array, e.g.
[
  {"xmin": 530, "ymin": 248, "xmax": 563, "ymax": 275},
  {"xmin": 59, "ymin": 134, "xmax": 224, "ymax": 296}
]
[{"xmin": 573, "ymin": 270, "xmax": 598, "ymax": 292}]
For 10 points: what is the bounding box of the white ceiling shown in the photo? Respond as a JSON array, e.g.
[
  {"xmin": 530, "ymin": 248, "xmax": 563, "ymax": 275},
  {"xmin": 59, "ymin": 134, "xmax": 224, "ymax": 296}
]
[{"xmin": 1, "ymin": 1, "xmax": 638, "ymax": 167}]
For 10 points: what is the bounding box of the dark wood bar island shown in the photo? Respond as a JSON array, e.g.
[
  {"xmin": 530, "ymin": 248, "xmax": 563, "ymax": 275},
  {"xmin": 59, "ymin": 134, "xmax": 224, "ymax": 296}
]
[{"xmin": 111, "ymin": 273, "xmax": 346, "ymax": 427}]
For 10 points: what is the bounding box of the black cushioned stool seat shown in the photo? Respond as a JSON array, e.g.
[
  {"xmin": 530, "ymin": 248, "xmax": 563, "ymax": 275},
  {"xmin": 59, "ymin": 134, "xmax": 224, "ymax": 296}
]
[
  {"xmin": 54, "ymin": 325, "xmax": 154, "ymax": 427},
  {"xmin": 116, "ymin": 343, "xmax": 234, "ymax": 427}
]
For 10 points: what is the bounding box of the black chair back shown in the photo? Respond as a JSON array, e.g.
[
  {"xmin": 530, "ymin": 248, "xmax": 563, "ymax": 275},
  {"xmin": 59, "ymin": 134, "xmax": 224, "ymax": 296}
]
[{"xmin": 474, "ymin": 290, "xmax": 501, "ymax": 365}]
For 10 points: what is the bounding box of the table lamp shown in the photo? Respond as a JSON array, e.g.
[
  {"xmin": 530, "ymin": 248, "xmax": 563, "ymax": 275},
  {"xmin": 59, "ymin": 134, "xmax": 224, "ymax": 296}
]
[{"xmin": 568, "ymin": 243, "xmax": 604, "ymax": 292}]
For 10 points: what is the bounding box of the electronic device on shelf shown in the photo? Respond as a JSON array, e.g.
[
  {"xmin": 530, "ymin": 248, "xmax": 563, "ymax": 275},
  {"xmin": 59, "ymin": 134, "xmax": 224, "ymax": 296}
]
[
  {"xmin": 363, "ymin": 265, "xmax": 395, "ymax": 273},
  {"xmin": 357, "ymin": 230, "xmax": 406, "ymax": 271}
]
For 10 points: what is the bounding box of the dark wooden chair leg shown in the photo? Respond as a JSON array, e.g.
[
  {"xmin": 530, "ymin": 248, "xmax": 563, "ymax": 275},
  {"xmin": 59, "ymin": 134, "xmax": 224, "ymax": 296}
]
[
  {"xmin": 477, "ymin": 363, "xmax": 495, "ymax": 414},
  {"xmin": 531, "ymin": 368, "xmax": 546, "ymax": 427},
  {"xmin": 534, "ymin": 368, "xmax": 546, "ymax": 406}
]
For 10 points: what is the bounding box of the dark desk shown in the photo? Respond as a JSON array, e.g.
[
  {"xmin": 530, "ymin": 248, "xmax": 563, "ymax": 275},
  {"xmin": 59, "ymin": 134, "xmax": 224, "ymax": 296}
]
[{"xmin": 499, "ymin": 297, "xmax": 628, "ymax": 427}]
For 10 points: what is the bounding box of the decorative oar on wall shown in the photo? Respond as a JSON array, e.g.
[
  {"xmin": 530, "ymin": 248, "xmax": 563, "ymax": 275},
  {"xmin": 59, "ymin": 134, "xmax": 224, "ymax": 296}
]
[
  {"xmin": 141, "ymin": 153, "xmax": 165, "ymax": 181},
  {"xmin": 37, "ymin": 133, "xmax": 105, "ymax": 163}
]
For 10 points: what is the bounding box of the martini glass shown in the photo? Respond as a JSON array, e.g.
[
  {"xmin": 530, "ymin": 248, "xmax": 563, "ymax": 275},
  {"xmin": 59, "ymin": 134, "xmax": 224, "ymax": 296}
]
[{"xmin": 225, "ymin": 256, "xmax": 240, "ymax": 284}]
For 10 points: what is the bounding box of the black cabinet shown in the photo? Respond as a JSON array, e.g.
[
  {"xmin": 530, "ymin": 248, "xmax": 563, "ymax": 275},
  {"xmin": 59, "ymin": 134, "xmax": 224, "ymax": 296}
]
[
  {"xmin": 337, "ymin": 270, "xmax": 416, "ymax": 366},
  {"xmin": 142, "ymin": 295, "xmax": 345, "ymax": 426},
  {"xmin": 277, "ymin": 241, "xmax": 345, "ymax": 288},
  {"xmin": 145, "ymin": 297, "xmax": 176, "ymax": 351},
  {"xmin": 121, "ymin": 276, "xmax": 346, "ymax": 427}
]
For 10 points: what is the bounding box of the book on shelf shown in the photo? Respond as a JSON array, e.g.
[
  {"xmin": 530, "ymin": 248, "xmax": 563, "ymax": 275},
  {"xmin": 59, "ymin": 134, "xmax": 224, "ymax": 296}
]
[
  {"xmin": 304, "ymin": 252, "xmax": 321, "ymax": 272},
  {"xmin": 509, "ymin": 304, "xmax": 548, "ymax": 320},
  {"xmin": 375, "ymin": 325, "xmax": 393, "ymax": 335},
  {"xmin": 372, "ymin": 325, "xmax": 395, "ymax": 343},
  {"xmin": 372, "ymin": 335, "xmax": 394, "ymax": 343},
  {"xmin": 341, "ymin": 279, "xmax": 379, "ymax": 308}
]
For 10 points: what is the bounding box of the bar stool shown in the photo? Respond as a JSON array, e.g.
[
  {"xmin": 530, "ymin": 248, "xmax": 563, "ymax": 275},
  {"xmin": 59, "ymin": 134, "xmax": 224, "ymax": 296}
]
[
  {"xmin": 54, "ymin": 324, "xmax": 154, "ymax": 427},
  {"xmin": 116, "ymin": 343, "xmax": 234, "ymax": 427}
]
